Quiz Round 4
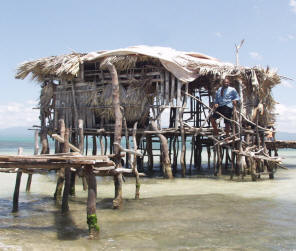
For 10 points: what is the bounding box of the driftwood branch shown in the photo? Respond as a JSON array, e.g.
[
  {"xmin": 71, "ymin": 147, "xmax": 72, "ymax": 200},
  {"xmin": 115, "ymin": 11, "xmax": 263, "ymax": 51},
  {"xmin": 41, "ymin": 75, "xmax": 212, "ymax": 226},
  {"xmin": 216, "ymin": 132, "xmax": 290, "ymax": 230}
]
[
  {"xmin": 113, "ymin": 142, "xmax": 143, "ymax": 157},
  {"xmin": 51, "ymin": 134, "xmax": 80, "ymax": 152}
]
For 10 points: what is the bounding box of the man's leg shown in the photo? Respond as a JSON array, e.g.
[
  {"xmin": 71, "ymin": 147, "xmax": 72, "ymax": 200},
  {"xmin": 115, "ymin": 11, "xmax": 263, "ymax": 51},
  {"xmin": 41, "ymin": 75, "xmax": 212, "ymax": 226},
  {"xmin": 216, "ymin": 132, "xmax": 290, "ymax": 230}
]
[
  {"xmin": 210, "ymin": 117, "xmax": 219, "ymax": 136},
  {"xmin": 225, "ymin": 123, "xmax": 231, "ymax": 137},
  {"xmin": 224, "ymin": 107, "xmax": 233, "ymax": 137}
]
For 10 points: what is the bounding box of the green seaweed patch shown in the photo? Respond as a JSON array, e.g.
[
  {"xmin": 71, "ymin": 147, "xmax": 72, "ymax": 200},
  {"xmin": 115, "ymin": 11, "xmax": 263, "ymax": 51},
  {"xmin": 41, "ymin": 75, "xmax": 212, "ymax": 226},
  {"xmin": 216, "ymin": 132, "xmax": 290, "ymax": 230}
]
[{"xmin": 87, "ymin": 214, "xmax": 100, "ymax": 232}]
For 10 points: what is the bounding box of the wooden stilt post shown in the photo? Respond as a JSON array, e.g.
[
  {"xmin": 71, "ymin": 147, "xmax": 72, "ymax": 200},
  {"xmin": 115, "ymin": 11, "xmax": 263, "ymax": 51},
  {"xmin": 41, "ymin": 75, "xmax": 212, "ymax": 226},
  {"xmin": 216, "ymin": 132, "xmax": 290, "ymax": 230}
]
[
  {"xmin": 172, "ymin": 136, "xmax": 177, "ymax": 174},
  {"xmin": 189, "ymin": 136, "xmax": 195, "ymax": 175},
  {"xmin": 101, "ymin": 60, "xmax": 123, "ymax": 209},
  {"xmin": 78, "ymin": 119, "xmax": 84, "ymax": 154},
  {"xmin": 230, "ymin": 107, "xmax": 237, "ymax": 180},
  {"xmin": 207, "ymin": 145, "xmax": 211, "ymax": 171},
  {"xmin": 123, "ymin": 116, "xmax": 131, "ymax": 168},
  {"xmin": 224, "ymin": 148, "xmax": 229, "ymax": 171},
  {"xmin": 12, "ymin": 147, "xmax": 23, "ymax": 213},
  {"xmin": 92, "ymin": 136, "xmax": 97, "ymax": 156},
  {"xmin": 217, "ymin": 145, "xmax": 222, "ymax": 176},
  {"xmin": 146, "ymin": 135, "xmax": 153, "ymax": 173},
  {"xmin": 85, "ymin": 165, "xmax": 99, "ymax": 238},
  {"xmin": 40, "ymin": 113, "xmax": 49, "ymax": 154},
  {"xmin": 179, "ymin": 81, "xmax": 186, "ymax": 177},
  {"xmin": 85, "ymin": 136, "xmax": 89, "ymax": 156},
  {"xmin": 151, "ymin": 121, "xmax": 173, "ymax": 179},
  {"xmin": 100, "ymin": 134, "xmax": 104, "ymax": 155},
  {"xmin": 236, "ymin": 78, "xmax": 244, "ymax": 179},
  {"xmin": 26, "ymin": 130, "xmax": 39, "ymax": 192},
  {"xmin": 61, "ymin": 128, "xmax": 70, "ymax": 213},
  {"xmin": 213, "ymin": 146, "xmax": 217, "ymax": 176},
  {"xmin": 78, "ymin": 119, "xmax": 87, "ymax": 190},
  {"xmin": 196, "ymin": 137, "xmax": 202, "ymax": 171},
  {"xmin": 132, "ymin": 122, "xmax": 141, "ymax": 199},
  {"xmin": 54, "ymin": 119, "xmax": 66, "ymax": 200}
]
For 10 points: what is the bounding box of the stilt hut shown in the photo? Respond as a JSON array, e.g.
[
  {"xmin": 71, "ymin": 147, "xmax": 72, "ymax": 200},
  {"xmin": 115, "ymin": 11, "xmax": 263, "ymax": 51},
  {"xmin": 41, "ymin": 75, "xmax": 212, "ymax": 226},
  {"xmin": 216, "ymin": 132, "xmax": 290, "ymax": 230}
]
[{"xmin": 15, "ymin": 45, "xmax": 282, "ymax": 182}]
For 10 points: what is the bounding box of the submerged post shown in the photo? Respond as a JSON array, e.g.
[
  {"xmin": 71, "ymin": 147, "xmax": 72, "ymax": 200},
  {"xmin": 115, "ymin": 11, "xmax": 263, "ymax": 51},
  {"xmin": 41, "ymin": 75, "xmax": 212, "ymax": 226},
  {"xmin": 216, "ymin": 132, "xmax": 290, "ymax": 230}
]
[
  {"xmin": 12, "ymin": 147, "xmax": 23, "ymax": 213},
  {"xmin": 61, "ymin": 128, "xmax": 70, "ymax": 213},
  {"xmin": 26, "ymin": 129, "xmax": 39, "ymax": 192},
  {"xmin": 85, "ymin": 165, "xmax": 99, "ymax": 238}
]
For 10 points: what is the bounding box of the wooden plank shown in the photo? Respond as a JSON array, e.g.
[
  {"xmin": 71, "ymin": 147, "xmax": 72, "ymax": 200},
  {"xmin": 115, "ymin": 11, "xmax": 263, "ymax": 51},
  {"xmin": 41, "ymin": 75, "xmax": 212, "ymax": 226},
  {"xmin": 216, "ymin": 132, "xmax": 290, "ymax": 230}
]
[
  {"xmin": 0, "ymin": 161, "xmax": 114, "ymax": 169},
  {"xmin": 265, "ymin": 140, "xmax": 296, "ymax": 149}
]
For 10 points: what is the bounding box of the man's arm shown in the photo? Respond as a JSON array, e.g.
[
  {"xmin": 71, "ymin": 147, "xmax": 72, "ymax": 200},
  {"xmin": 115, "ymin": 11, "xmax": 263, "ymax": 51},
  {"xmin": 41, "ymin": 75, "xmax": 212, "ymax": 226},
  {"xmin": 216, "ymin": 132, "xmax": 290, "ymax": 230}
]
[
  {"xmin": 214, "ymin": 89, "xmax": 219, "ymax": 108},
  {"xmin": 231, "ymin": 88, "xmax": 240, "ymax": 106}
]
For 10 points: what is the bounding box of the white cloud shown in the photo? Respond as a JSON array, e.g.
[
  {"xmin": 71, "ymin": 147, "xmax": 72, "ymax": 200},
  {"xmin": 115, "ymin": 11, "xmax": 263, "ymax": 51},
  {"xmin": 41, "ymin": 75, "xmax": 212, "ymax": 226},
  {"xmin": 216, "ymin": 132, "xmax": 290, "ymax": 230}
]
[
  {"xmin": 287, "ymin": 34, "xmax": 295, "ymax": 40},
  {"xmin": 278, "ymin": 34, "xmax": 295, "ymax": 42},
  {"xmin": 281, "ymin": 79, "xmax": 294, "ymax": 88},
  {"xmin": 290, "ymin": 0, "xmax": 296, "ymax": 13},
  {"xmin": 0, "ymin": 101, "xmax": 39, "ymax": 129},
  {"xmin": 214, "ymin": 32, "xmax": 222, "ymax": 38},
  {"xmin": 249, "ymin": 51, "xmax": 263, "ymax": 60},
  {"xmin": 275, "ymin": 103, "xmax": 296, "ymax": 133}
]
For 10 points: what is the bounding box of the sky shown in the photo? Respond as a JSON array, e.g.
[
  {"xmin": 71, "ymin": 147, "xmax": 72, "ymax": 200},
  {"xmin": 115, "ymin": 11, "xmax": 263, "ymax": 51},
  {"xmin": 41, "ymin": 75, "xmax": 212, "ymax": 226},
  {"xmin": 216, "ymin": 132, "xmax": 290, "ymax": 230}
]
[{"xmin": 0, "ymin": 0, "xmax": 295, "ymax": 132}]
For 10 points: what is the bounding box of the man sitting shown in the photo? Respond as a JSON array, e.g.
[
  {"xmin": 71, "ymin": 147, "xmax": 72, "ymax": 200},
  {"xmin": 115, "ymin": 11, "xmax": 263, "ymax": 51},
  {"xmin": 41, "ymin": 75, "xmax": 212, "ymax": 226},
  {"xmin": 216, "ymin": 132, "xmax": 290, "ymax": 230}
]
[{"xmin": 210, "ymin": 77, "xmax": 240, "ymax": 136}]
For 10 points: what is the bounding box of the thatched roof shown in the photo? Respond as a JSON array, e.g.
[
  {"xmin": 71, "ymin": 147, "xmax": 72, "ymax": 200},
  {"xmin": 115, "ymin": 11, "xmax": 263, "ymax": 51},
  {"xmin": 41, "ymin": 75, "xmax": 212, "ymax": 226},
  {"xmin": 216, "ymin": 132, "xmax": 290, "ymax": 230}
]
[
  {"xmin": 15, "ymin": 45, "xmax": 280, "ymax": 85},
  {"xmin": 15, "ymin": 52, "xmax": 85, "ymax": 81}
]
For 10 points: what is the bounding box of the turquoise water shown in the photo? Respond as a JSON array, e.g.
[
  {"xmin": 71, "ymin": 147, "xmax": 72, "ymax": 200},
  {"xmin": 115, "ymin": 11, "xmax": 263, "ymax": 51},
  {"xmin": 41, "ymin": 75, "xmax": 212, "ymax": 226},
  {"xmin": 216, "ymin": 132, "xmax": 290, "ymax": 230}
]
[{"xmin": 0, "ymin": 136, "xmax": 296, "ymax": 250}]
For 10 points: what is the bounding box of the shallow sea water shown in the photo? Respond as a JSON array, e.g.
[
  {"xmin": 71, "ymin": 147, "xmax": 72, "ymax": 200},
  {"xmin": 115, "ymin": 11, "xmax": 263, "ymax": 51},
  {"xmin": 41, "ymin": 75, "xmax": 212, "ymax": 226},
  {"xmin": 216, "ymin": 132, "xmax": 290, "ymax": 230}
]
[{"xmin": 0, "ymin": 148, "xmax": 296, "ymax": 250}]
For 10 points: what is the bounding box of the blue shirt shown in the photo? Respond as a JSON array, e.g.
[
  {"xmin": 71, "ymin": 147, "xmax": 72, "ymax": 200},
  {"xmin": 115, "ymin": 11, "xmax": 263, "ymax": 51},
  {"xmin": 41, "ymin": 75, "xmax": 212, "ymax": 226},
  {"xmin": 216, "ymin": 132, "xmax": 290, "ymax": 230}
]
[{"xmin": 215, "ymin": 86, "xmax": 240, "ymax": 108}]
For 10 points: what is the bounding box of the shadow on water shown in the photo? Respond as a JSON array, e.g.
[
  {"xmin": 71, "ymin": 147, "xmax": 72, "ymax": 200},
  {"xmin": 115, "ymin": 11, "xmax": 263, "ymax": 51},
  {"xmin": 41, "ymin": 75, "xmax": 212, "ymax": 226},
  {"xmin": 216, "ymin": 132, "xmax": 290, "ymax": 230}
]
[
  {"xmin": 52, "ymin": 209, "xmax": 85, "ymax": 241},
  {"xmin": 0, "ymin": 196, "xmax": 86, "ymax": 241}
]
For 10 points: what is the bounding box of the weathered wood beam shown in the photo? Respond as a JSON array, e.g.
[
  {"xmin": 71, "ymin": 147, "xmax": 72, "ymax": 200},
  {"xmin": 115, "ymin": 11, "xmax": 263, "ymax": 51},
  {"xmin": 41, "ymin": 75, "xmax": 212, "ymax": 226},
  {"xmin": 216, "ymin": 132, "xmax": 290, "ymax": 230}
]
[
  {"xmin": 151, "ymin": 121, "xmax": 173, "ymax": 179},
  {"xmin": 101, "ymin": 59, "xmax": 123, "ymax": 209},
  {"xmin": 51, "ymin": 134, "xmax": 80, "ymax": 152}
]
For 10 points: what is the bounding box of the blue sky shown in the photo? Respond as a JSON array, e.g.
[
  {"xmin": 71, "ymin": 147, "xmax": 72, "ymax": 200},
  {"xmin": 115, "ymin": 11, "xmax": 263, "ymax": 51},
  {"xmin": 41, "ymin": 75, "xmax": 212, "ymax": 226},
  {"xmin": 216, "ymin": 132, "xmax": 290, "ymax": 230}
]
[{"xmin": 0, "ymin": 0, "xmax": 295, "ymax": 132}]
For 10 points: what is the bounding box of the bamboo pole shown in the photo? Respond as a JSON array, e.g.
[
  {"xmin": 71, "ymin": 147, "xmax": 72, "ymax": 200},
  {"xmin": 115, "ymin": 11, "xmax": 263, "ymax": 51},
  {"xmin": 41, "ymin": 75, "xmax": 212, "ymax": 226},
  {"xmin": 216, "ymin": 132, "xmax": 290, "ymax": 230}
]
[{"xmin": 12, "ymin": 147, "xmax": 23, "ymax": 213}]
